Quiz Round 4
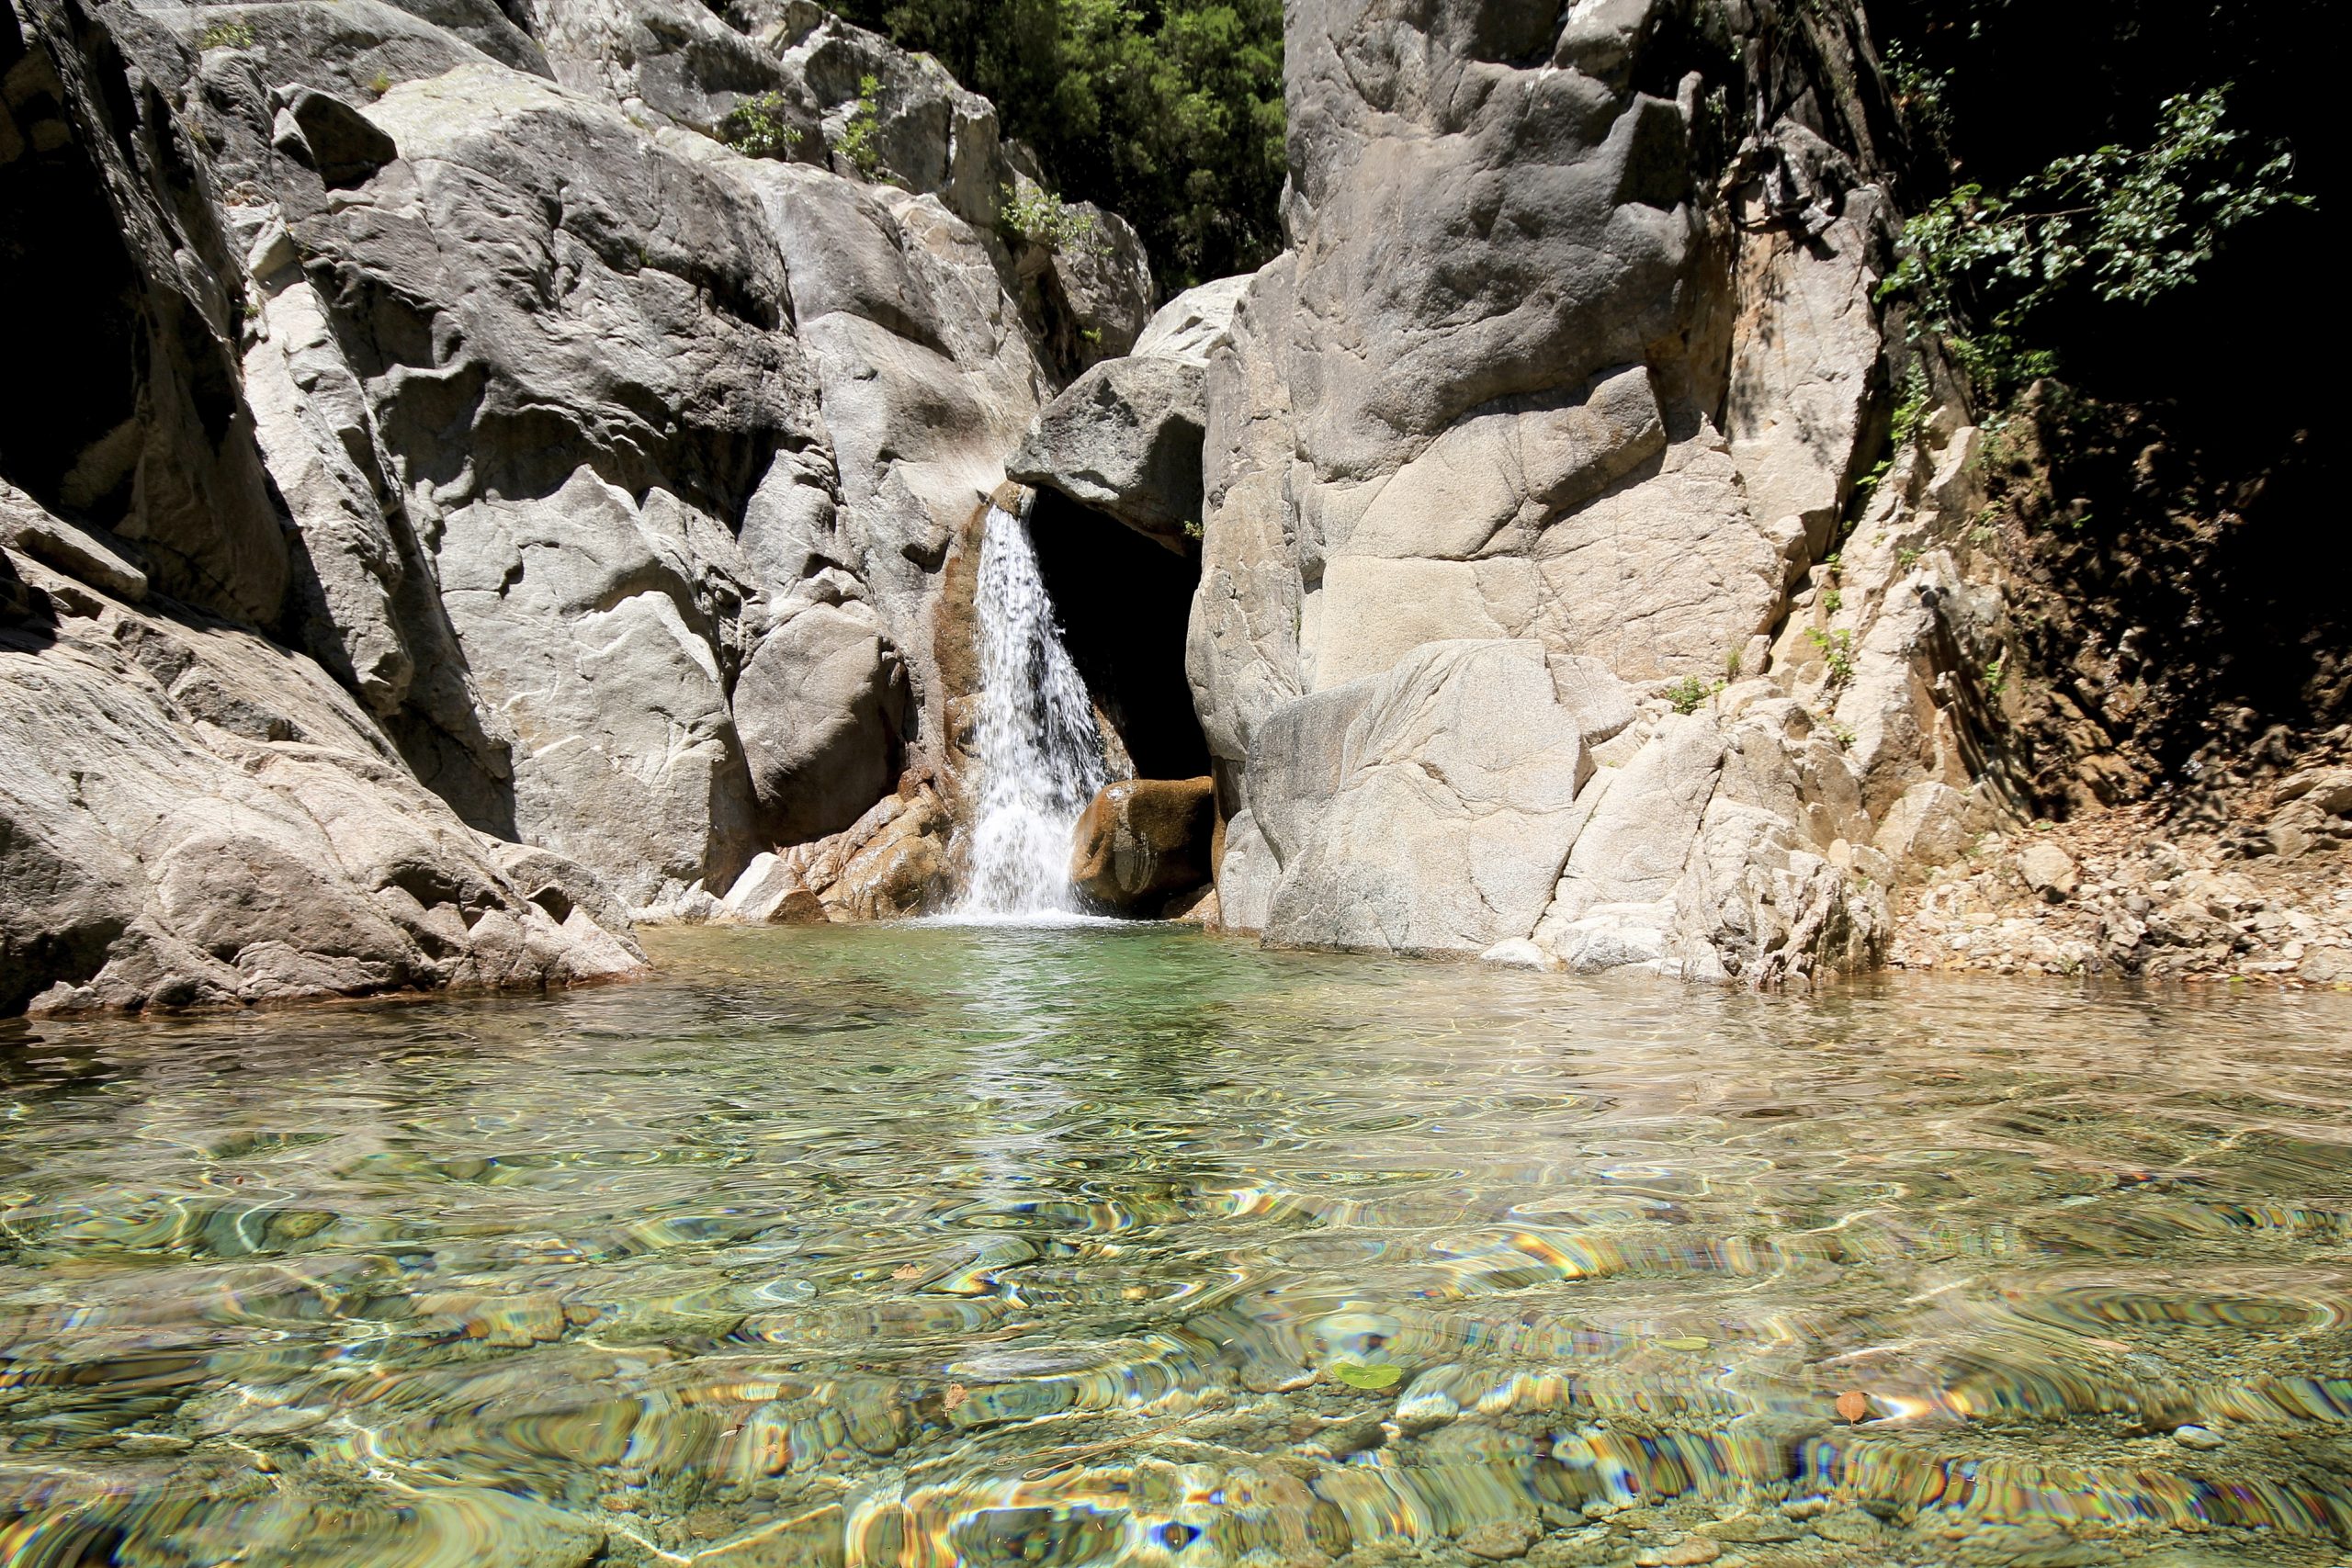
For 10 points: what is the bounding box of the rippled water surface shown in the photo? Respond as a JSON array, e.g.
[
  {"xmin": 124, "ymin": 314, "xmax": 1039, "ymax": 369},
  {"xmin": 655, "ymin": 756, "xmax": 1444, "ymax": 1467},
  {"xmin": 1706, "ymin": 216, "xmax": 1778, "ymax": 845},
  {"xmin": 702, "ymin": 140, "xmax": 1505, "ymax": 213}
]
[{"xmin": 2, "ymin": 925, "xmax": 2348, "ymax": 1567}]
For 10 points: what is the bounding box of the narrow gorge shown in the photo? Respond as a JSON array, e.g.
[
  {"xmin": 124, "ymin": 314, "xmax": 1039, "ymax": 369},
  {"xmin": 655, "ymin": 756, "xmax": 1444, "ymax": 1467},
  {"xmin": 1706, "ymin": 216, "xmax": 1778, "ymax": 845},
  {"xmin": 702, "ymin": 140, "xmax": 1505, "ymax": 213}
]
[
  {"xmin": 4, "ymin": 0, "xmax": 2344, "ymax": 1006},
  {"xmin": 0, "ymin": 0, "xmax": 2345, "ymax": 1562}
]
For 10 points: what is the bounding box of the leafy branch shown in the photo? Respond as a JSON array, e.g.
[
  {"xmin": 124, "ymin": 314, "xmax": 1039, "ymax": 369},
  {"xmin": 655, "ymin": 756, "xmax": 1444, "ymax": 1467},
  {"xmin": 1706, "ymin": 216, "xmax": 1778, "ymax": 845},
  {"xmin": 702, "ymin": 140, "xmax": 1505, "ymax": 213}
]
[{"xmin": 1881, "ymin": 86, "xmax": 2311, "ymax": 395}]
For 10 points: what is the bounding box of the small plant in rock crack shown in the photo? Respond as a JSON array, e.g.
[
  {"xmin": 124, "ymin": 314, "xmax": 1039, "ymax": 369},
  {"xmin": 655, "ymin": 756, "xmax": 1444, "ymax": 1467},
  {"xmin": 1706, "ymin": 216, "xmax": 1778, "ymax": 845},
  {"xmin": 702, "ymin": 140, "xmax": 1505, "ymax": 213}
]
[
  {"xmin": 1983, "ymin": 653, "xmax": 2008, "ymax": 698},
  {"xmin": 198, "ymin": 18, "xmax": 254, "ymax": 49},
  {"xmin": 1667, "ymin": 675, "xmax": 1724, "ymax": 716},
  {"xmin": 1806, "ymin": 626, "xmax": 1858, "ymax": 689},
  {"xmin": 1822, "ymin": 586, "xmax": 1844, "ymax": 615},
  {"xmin": 721, "ymin": 91, "xmax": 803, "ymax": 161},
  {"xmin": 1001, "ymin": 185, "xmax": 1108, "ymax": 256},
  {"xmin": 837, "ymin": 74, "xmax": 889, "ymax": 181}
]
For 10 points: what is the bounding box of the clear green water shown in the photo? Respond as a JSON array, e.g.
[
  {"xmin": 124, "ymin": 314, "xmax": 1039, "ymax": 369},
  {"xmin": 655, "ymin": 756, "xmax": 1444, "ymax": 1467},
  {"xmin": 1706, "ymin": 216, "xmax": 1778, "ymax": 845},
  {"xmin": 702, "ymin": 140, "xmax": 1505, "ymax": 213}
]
[{"xmin": 0, "ymin": 924, "xmax": 2346, "ymax": 1568}]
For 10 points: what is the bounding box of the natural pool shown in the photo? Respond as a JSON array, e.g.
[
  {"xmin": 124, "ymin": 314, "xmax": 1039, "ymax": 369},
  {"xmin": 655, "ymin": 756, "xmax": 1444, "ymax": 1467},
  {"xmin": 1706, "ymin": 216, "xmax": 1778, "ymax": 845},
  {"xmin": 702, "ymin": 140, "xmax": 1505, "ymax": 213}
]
[{"xmin": 0, "ymin": 924, "xmax": 2346, "ymax": 1567}]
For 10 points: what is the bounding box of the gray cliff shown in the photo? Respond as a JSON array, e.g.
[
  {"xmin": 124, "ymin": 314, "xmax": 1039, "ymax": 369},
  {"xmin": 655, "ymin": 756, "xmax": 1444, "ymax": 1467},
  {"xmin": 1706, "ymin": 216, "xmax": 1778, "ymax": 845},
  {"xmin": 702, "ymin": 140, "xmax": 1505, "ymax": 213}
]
[
  {"xmin": 1, "ymin": 0, "xmax": 1147, "ymax": 1011},
  {"xmin": 8, "ymin": 0, "xmax": 2342, "ymax": 1013},
  {"xmin": 1018, "ymin": 0, "xmax": 2021, "ymax": 985}
]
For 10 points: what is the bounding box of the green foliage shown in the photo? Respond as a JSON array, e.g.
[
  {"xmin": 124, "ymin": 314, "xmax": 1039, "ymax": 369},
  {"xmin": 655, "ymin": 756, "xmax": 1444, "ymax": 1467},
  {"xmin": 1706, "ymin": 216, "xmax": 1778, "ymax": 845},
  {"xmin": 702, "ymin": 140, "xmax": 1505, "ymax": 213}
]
[
  {"xmin": 1806, "ymin": 627, "xmax": 1857, "ymax": 689},
  {"xmin": 198, "ymin": 18, "xmax": 254, "ymax": 49},
  {"xmin": 367, "ymin": 71, "xmax": 392, "ymax": 97},
  {"xmin": 1001, "ymin": 185, "xmax": 1105, "ymax": 256},
  {"xmin": 721, "ymin": 91, "xmax": 807, "ymax": 162},
  {"xmin": 1982, "ymin": 653, "xmax": 2007, "ymax": 698},
  {"xmin": 1851, "ymin": 361, "xmax": 1928, "ymax": 509},
  {"xmin": 837, "ymin": 74, "xmax": 888, "ymax": 181},
  {"xmin": 1883, "ymin": 87, "xmax": 2311, "ymax": 397},
  {"xmin": 1882, "ymin": 40, "xmax": 1952, "ymax": 148},
  {"xmin": 1666, "ymin": 676, "xmax": 1724, "ymax": 716},
  {"xmin": 832, "ymin": 0, "xmax": 1284, "ymax": 288}
]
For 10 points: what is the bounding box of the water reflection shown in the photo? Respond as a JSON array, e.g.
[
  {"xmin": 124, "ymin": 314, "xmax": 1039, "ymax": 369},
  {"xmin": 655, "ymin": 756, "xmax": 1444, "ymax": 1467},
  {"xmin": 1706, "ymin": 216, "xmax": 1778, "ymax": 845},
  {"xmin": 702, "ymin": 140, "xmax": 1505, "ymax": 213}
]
[{"xmin": 0, "ymin": 925, "xmax": 2346, "ymax": 1566}]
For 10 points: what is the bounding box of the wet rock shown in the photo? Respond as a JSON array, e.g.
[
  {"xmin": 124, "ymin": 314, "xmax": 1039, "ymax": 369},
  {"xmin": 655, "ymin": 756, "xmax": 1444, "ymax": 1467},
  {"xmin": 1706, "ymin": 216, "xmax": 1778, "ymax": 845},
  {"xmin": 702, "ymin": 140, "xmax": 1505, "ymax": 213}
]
[
  {"xmin": 821, "ymin": 789, "xmax": 949, "ymax": 919},
  {"xmin": 1069, "ymin": 776, "xmax": 1216, "ymax": 912},
  {"xmin": 2171, "ymin": 1423, "xmax": 2224, "ymax": 1450},
  {"xmin": 1694, "ymin": 1515, "xmax": 1800, "ymax": 1544},
  {"xmin": 1807, "ymin": 1509, "xmax": 1883, "ymax": 1544},
  {"xmin": 1479, "ymin": 937, "xmax": 1560, "ymax": 971},
  {"xmin": 1527, "ymin": 1529, "xmax": 1618, "ymax": 1568},
  {"xmin": 1460, "ymin": 1516, "xmax": 1539, "ymax": 1561},
  {"xmin": 1634, "ymin": 1540, "xmax": 1721, "ymax": 1567}
]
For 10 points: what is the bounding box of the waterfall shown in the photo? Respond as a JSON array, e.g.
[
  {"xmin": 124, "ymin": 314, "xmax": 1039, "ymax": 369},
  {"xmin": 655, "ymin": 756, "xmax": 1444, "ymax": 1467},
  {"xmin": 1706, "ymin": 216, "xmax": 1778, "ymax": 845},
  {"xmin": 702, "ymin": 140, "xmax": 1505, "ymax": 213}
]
[{"xmin": 956, "ymin": 502, "xmax": 1113, "ymax": 917}]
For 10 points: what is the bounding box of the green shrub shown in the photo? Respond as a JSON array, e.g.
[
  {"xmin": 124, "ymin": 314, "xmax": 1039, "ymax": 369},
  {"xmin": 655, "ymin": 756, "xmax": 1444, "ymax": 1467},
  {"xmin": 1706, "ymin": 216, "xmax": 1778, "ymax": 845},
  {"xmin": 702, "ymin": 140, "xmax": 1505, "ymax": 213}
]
[
  {"xmin": 1001, "ymin": 185, "xmax": 1105, "ymax": 255},
  {"xmin": 836, "ymin": 74, "xmax": 887, "ymax": 181},
  {"xmin": 721, "ymin": 91, "xmax": 806, "ymax": 161},
  {"xmin": 198, "ymin": 18, "xmax": 254, "ymax": 49},
  {"xmin": 1666, "ymin": 676, "xmax": 1724, "ymax": 716},
  {"xmin": 1881, "ymin": 87, "xmax": 2310, "ymax": 398},
  {"xmin": 1806, "ymin": 626, "xmax": 1857, "ymax": 689}
]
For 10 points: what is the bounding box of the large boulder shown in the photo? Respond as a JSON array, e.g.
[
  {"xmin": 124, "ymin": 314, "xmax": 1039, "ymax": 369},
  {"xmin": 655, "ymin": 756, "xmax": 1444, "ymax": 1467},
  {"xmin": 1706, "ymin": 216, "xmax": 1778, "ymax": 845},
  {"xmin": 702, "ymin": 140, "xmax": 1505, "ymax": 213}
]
[
  {"xmin": 734, "ymin": 600, "xmax": 909, "ymax": 843},
  {"xmin": 1008, "ymin": 356, "xmax": 1205, "ymax": 551},
  {"xmin": 1069, "ymin": 775, "xmax": 1216, "ymax": 910},
  {"xmin": 1007, "ymin": 274, "xmax": 1254, "ymax": 549}
]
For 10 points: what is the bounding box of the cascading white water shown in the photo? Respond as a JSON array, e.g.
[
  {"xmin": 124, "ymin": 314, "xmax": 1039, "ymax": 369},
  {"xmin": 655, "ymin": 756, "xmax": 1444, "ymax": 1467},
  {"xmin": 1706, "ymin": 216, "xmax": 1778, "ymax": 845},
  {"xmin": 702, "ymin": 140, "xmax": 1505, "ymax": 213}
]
[{"xmin": 956, "ymin": 502, "xmax": 1113, "ymax": 917}]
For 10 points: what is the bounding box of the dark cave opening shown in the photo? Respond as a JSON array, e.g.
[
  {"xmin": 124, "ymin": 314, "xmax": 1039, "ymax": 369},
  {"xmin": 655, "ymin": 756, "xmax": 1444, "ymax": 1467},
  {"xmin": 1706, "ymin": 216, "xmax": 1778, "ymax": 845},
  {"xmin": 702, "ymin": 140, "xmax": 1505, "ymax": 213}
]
[{"xmin": 1026, "ymin": 487, "xmax": 1210, "ymax": 782}]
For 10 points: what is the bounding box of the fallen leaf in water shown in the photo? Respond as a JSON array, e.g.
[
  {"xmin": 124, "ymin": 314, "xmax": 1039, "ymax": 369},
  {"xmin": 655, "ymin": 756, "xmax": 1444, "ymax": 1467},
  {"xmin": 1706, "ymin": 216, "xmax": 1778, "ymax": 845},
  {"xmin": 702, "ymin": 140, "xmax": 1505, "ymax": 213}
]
[
  {"xmin": 1835, "ymin": 1391, "xmax": 1870, "ymax": 1423},
  {"xmin": 891, "ymin": 1264, "xmax": 922, "ymax": 1280},
  {"xmin": 1331, "ymin": 1363, "xmax": 1403, "ymax": 1390},
  {"xmin": 944, "ymin": 1383, "xmax": 968, "ymax": 1411},
  {"xmin": 1654, "ymin": 1337, "xmax": 1710, "ymax": 1351}
]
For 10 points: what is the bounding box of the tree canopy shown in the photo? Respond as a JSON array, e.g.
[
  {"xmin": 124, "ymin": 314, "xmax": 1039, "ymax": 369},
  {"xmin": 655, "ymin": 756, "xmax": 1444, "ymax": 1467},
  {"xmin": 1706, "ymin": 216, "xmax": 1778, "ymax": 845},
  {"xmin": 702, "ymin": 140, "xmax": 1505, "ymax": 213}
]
[{"xmin": 831, "ymin": 0, "xmax": 1287, "ymax": 291}]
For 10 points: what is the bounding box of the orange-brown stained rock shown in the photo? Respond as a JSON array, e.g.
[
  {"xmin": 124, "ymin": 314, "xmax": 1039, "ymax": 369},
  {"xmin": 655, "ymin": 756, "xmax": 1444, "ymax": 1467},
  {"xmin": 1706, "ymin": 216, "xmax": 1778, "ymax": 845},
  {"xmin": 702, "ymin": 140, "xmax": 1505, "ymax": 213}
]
[{"xmin": 1069, "ymin": 776, "xmax": 1216, "ymax": 911}]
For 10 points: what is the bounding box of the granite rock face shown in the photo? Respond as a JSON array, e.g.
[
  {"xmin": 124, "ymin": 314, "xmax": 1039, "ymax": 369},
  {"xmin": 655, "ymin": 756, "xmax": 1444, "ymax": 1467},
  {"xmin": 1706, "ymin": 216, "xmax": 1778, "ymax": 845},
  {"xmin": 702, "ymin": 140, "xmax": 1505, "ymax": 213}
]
[
  {"xmin": 0, "ymin": 0, "xmax": 1145, "ymax": 1012},
  {"xmin": 1155, "ymin": 0, "xmax": 1987, "ymax": 984},
  {"xmin": 1250, "ymin": 641, "xmax": 1594, "ymax": 954},
  {"xmin": 1, "ymin": 490, "xmax": 642, "ymax": 1017}
]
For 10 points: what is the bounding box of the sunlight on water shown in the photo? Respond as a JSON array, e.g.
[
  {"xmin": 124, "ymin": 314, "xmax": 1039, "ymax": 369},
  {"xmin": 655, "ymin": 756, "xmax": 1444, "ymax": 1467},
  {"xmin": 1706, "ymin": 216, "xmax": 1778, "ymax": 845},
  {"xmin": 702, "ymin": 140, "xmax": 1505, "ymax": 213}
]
[{"xmin": 0, "ymin": 925, "xmax": 2346, "ymax": 1566}]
